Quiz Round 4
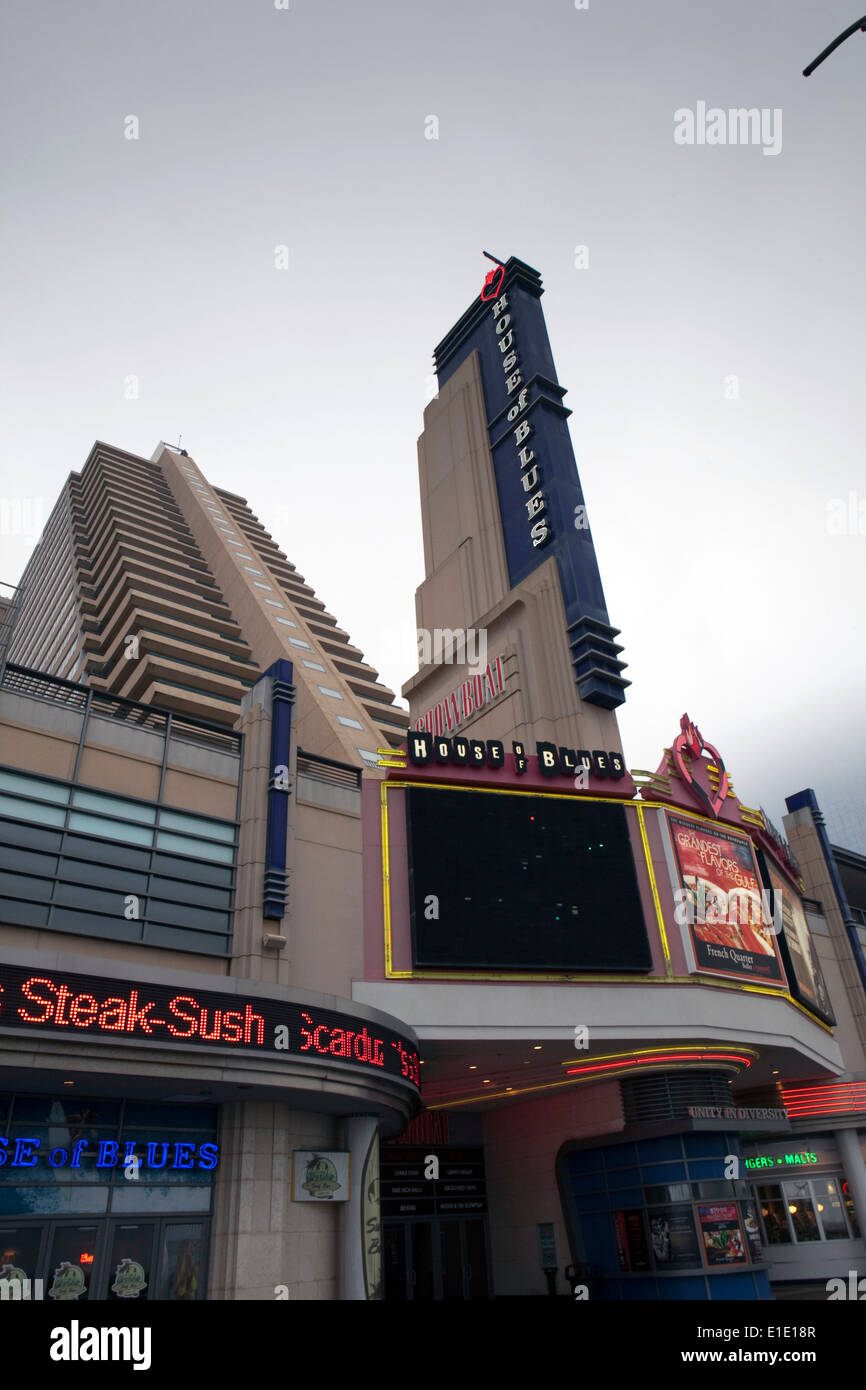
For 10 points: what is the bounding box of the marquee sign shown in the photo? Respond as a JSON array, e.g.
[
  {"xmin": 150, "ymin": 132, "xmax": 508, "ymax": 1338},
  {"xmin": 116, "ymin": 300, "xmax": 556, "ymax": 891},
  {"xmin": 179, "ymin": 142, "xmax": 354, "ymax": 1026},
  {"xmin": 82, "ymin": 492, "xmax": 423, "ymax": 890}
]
[
  {"xmin": 433, "ymin": 256, "xmax": 629, "ymax": 710},
  {"xmin": 0, "ymin": 964, "xmax": 421, "ymax": 1090},
  {"xmin": 0, "ymin": 1136, "xmax": 219, "ymax": 1170},
  {"xmin": 687, "ymin": 1105, "xmax": 791, "ymax": 1134},
  {"xmin": 406, "ymin": 729, "xmax": 627, "ymax": 780}
]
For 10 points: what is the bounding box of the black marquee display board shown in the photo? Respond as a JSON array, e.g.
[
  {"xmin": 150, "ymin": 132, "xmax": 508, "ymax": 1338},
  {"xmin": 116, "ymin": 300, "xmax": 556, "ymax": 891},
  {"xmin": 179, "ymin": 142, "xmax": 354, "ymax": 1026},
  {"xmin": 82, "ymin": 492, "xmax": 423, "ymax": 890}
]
[{"xmin": 406, "ymin": 786, "xmax": 652, "ymax": 972}]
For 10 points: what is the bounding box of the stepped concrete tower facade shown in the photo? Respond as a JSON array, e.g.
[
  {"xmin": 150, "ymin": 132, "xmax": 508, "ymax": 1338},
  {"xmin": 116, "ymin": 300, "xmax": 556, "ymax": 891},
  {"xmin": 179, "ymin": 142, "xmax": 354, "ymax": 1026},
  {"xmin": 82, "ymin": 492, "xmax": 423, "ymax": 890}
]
[
  {"xmin": 10, "ymin": 440, "xmax": 409, "ymax": 767},
  {"xmin": 403, "ymin": 255, "xmax": 628, "ymax": 757}
]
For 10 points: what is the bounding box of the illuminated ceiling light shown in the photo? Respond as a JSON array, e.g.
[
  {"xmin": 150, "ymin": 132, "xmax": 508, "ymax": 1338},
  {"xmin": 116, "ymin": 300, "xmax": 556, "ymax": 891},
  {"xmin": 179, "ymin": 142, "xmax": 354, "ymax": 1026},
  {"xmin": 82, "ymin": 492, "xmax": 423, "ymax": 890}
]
[
  {"xmin": 772, "ymin": 1069, "xmax": 780, "ymax": 1076},
  {"xmin": 469, "ymin": 1065, "xmax": 478, "ymax": 1070},
  {"xmin": 817, "ymin": 1204, "xmax": 824, "ymax": 1212},
  {"xmin": 63, "ymin": 1080, "xmax": 75, "ymax": 1086},
  {"xmin": 533, "ymin": 1045, "xmax": 542, "ymax": 1051},
  {"xmin": 788, "ymin": 1205, "xmax": 798, "ymax": 1214},
  {"xmin": 483, "ymin": 1079, "xmax": 491, "ymax": 1085}
]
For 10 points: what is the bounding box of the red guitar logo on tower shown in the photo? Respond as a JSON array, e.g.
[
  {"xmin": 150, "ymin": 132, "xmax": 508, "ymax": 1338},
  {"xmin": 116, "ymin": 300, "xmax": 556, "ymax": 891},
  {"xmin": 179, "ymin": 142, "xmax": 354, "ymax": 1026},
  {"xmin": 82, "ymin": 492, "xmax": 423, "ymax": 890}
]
[
  {"xmin": 480, "ymin": 261, "xmax": 504, "ymax": 302},
  {"xmin": 672, "ymin": 714, "xmax": 730, "ymax": 819}
]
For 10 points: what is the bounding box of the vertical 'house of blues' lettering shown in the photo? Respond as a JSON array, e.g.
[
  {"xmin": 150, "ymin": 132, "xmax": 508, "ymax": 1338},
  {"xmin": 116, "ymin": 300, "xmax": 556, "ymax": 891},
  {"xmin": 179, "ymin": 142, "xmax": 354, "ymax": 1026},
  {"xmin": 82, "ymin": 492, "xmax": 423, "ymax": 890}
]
[{"xmin": 433, "ymin": 256, "xmax": 629, "ymax": 710}]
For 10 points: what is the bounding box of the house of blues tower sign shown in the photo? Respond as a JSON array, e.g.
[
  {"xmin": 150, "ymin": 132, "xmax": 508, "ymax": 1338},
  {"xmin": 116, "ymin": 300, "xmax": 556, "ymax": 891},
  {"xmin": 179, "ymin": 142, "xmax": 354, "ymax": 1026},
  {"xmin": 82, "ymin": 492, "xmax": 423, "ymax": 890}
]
[{"xmin": 434, "ymin": 256, "xmax": 629, "ymax": 710}]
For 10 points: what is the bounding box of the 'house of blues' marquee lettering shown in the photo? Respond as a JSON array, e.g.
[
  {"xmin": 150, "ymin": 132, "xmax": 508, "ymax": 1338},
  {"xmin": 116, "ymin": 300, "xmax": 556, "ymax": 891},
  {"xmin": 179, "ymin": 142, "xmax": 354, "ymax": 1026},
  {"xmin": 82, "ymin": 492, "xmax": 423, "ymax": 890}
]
[
  {"xmin": 407, "ymin": 729, "xmax": 626, "ymax": 780},
  {"xmin": 487, "ymin": 291, "xmax": 551, "ymax": 551},
  {"xmin": 433, "ymin": 257, "xmax": 630, "ymax": 710}
]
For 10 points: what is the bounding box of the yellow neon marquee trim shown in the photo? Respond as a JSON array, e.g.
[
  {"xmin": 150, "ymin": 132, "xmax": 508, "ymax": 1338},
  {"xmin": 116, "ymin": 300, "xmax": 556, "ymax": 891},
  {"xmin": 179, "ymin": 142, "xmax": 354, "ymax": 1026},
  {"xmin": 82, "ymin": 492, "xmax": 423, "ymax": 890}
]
[
  {"xmin": 425, "ymin": 1061, "xmax": 746, "ymax": 1110},
  {"xmin": 377, "ymin": 780, "xmax": 834, "ymax": 1034}
]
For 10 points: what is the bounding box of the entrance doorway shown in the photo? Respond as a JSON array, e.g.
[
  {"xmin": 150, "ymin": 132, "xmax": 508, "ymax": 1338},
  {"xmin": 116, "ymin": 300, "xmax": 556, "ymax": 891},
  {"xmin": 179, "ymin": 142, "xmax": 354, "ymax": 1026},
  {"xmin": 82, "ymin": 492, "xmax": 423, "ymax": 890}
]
[{"xmin": 383, "ymin": 1216, "xmax": 491, "ymax": 1300}]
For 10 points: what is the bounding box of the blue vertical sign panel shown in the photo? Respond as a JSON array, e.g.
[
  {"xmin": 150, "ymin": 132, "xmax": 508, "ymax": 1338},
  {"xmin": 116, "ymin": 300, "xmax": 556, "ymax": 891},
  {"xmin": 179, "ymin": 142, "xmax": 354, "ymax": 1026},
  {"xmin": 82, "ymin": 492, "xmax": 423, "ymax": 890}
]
[
  {"xmin": 434, "ymin": 257, "xmax": 629, "ymax": 710},
  {"xmin": 262, "ymin": 658, "xmax": 295, "ymax": 919}
]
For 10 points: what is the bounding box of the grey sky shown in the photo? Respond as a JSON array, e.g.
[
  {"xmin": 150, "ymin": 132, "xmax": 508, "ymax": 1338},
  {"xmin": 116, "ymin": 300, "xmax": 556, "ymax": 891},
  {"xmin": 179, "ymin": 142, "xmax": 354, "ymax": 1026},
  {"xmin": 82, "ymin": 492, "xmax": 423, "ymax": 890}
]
[{"xmin": 2, "ymin": 0, "xmax": 864, "ymax": 850}]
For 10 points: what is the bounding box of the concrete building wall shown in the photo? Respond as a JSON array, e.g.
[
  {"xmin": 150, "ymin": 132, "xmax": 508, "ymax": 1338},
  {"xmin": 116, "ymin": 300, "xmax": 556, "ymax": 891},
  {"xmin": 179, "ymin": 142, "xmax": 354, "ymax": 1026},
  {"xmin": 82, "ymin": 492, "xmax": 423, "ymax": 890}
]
[
  {"xmin": 482, "ymin": 1082, "xmax": 624, "ymax": 1296},
  {"xmin": 785, "ymin": 806, "xmax": 866, "ymax": 1062},
  {"xmin": 209, "ymin": 1102, "xmax": 340, "ymax": 1300},
  {"xmin": 403, "ymin": 351, "xmax": 624, "ymax": 755}
]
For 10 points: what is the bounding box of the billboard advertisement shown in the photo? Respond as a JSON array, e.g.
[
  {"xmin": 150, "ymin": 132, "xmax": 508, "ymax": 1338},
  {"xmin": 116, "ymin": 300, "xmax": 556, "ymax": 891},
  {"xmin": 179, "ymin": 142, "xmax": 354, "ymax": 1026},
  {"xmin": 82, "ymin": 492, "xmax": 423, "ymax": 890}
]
[
  {"xmin": 666, "ymin": 813, "xmax": 785, "ymax": 986},
  {"xmin": 648, "ymin": 1206, "xmax": 701, "ymax": 1269},
  {"xmin": 762, "ymin": 858, "xmax": 835, "ymax": 1025},
  {"xmin": 696, "ymin": 1203, "xmax": 748, "ymax": 1268}
]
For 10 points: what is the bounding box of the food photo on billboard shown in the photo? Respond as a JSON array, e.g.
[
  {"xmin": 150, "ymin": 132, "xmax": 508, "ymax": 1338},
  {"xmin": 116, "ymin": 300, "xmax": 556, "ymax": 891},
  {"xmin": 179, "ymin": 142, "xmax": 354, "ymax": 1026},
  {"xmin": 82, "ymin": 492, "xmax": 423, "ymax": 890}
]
[{"xmin": 666, "ymin": 813, "xmax": 785, "ymax": 986}]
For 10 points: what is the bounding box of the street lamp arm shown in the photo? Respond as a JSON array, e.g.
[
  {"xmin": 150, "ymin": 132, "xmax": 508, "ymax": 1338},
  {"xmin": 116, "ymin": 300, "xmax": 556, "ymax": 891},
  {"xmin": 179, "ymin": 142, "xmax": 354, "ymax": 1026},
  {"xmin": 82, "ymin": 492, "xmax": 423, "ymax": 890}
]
[{"xmin": 803, "ymin": 14, "xmax": 866, "ymax": 75}]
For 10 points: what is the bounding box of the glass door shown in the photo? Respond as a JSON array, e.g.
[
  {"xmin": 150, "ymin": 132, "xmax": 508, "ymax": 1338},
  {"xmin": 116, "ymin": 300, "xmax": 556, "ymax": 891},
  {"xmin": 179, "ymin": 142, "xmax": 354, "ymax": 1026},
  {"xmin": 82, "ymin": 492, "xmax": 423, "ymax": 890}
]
[
  {"xmin": 45, "ymin": 1223, "xmax": 101, "ymax": 1302},
  {"xmin": 384, "ymin": 1217, "xmax": 491, "ymax": 1301},
  {"xmin": 0, "ymin": 1225, "xmax": 47, "ymax": 1299},
  {"xmin": 104, "ymin": 1221, "xmax": 158, "ymax": 1300},
  {"xmin": 154, "ymin": 1222, "xmax": 205, "ymax": 1300},
  {"xmin": 384, "ymin": 1224, "xmax": 409, "ymax": 1301},
  {"xmin": 439, "ymin": 1220, "xmax": 464, "ymax": 1299},
  {"xmin": 409, "ymin": 1220, "xmax": 436, "ymax": 1300},
  {"xmin": 464, "ymin": 1218, "xmax": 490, "ymax": 1300}
]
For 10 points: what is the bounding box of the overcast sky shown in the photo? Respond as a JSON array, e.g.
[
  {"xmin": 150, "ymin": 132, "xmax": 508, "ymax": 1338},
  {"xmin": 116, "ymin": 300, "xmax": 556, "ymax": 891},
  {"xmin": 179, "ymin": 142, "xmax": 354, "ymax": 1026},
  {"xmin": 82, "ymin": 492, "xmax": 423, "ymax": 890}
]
[{"xmin": 2, "ymin": 0, "xmax": 864, "ymax": 852}]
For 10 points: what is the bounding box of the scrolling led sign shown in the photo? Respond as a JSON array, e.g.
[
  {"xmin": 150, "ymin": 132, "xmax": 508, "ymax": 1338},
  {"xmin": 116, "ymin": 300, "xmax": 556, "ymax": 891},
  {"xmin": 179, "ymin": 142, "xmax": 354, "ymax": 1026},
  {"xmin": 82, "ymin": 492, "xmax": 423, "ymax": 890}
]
[{"xmin": 0, "ymin": 964, "xmax": 420, "ymax": 1090}]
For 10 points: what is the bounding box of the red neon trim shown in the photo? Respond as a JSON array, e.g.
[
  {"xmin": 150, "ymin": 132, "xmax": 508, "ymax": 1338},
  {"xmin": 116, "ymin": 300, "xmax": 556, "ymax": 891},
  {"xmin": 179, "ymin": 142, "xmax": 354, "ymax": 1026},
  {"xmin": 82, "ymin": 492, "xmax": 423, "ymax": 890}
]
[
  {"xmin": 565, "ymin": 1051, "xmax": 750, "ymax": 1077},
  {"xmin": 480, "ymin": 265, "xmax": 505, "ymax": 301}
]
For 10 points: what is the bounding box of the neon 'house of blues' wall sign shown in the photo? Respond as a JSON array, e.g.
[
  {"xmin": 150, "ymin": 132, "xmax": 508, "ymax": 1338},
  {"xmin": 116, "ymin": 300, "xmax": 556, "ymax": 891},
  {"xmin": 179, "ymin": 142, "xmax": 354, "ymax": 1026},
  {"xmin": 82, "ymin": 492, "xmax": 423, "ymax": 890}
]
[{"xmin": 433, "ymin": 256, "xmax": 629, "ymax": 711}]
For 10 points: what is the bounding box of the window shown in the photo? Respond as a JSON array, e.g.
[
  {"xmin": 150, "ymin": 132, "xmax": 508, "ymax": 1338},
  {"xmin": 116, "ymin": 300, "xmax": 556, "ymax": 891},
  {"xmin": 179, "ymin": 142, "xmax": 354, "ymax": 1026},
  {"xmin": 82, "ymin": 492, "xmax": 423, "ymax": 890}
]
[
  {"xmin": 289, "ymin": 638, "xmax": 312, "ymax": 650},
  {"xmin": 264, "ymin": 600, "xmax": 284, "ymax": 609},
  {"xmin": 357, "ymin": 749, "xmax": 380, "ymax": 766},
  {"xmin": 276, "ymin": 618, "xmax": 297, "ymax": 628},
  {"xmin": 253, "ymin": 583, "xmax": 272, "ymax": 591},
  {"xmin": 72, "ymin": 789, "xmax": 156, "ymax": 825},
  {"xmin": 337, "ymin": 716, "xmax": 364, "ymax": 730},
  {"xmin": 158, "ymin": 810, "xmax": 235, "ymax": 844},
  {"xmin": 0, "ymin": 768, "xmax": 236, "ymax": 956},
  {"xmin": 68, "ymin": 813, "xmax": 154, "ymax": 847},
  {"xmin": 812, "ymin": 1177, "xmax": 849, "ymax": 1240},
  {"xmin": 243, "ymin": 567, "xmax": 263, "ymax": 576},
  {"xmin": 302, "ymin": 659, "xmax": 325, "ymax": 670},
  {"xmin": 755, "ymin": 1176, "xmax": 859, "ymax": 1244},
  {"xmin": 0, "ymin": 771, "xmax": 70, "ymax": 805},
  {"xmin": 317, "ymin": 686, "xmax": 343, "ymax": 700}
]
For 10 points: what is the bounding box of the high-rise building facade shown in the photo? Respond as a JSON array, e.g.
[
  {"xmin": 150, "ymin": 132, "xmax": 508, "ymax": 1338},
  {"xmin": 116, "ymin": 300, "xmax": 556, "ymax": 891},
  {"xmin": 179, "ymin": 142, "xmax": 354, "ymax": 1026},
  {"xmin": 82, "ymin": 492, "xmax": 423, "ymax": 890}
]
[
  {"xmin": 10, "ymin": 440, "xmax": 409, "ymax": 761},
  {"xmin": 0, "ymin": 439, "xmax": 421, "ymax": 1302}
]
